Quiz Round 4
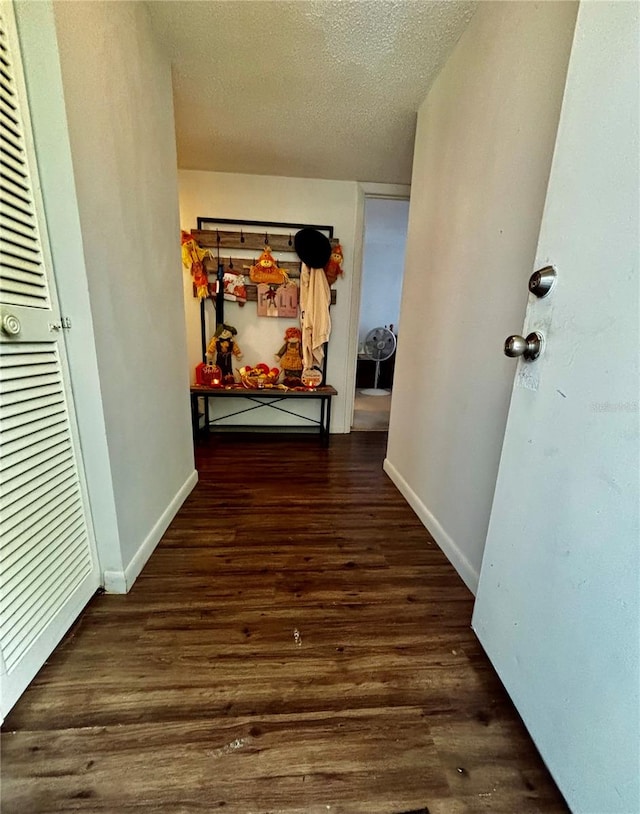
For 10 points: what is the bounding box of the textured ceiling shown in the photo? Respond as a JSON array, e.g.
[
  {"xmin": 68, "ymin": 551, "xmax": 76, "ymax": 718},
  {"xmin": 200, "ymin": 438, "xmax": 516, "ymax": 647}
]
[{"xmin": 147, "ymin": 1, "xmax": 476, "ymax": 184}]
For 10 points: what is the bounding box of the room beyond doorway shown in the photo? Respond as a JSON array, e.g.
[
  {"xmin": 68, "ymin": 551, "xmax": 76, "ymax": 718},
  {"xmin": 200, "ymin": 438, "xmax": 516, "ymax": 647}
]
[
  {"xmin": 352, "ymin": 391, "xmax": 393, "ymax": 431},
  {"xmin": 353, "ymin": 196, "xmax": 409, "ymax": 431}
]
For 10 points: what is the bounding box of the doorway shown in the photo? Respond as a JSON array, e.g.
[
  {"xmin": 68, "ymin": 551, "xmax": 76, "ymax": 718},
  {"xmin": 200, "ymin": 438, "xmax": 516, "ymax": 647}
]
[{"xmin": 352, "ymin": 196, "xmax": 409, "ymax": 431}]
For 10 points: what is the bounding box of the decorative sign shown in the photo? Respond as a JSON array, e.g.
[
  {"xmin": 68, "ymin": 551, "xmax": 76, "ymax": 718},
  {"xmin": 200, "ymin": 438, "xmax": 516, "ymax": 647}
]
[
  {"xmin": 223, "ymin": 271, "xmax": 247, "ymax": 303},
  {"xmin": 249, "ymin": 245, "xmax": 287, "ymax": 284},
  {"xmin": 257, "ymin": 282, "xmax": 299, "ymax": 318},
  {"xmin": 277, "ymin": 283, "xmax": 298, "ymax": 318},
  {"xmin": 301, "ymin": 368, "xmax": 323, "ymax": 389},
  {"xmin": 195, "ymin": 363, "xmax": 223, "ymax": 387}
]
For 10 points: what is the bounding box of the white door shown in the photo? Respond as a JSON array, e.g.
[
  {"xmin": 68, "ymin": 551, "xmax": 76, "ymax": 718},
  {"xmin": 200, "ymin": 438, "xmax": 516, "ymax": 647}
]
[
  {"xmin": 472, "ymin": 4, "xmax": 639, "ymax": 813},
  {"xmin": 0, "ymin": 1, "xmax": 100, "ymax": 718}
]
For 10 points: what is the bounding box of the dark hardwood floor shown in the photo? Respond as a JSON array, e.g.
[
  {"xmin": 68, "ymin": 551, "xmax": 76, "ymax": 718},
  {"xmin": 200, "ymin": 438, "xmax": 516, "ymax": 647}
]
[{"xmin": 1, "ymin": 433, "xmax": 568, "ymax": 813}]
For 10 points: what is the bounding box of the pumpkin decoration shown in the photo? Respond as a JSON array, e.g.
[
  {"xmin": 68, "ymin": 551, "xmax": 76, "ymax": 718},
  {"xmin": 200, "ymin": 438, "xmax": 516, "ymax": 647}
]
[{"xmin": 239, "ymin": 364, "xmax": 280, "ymax": 389}]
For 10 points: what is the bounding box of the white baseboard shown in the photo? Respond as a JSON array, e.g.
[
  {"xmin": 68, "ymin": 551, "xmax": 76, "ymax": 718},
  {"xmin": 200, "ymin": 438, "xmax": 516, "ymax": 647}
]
[
  {"xmin": 383, "ymin": 457, "xmax": 479, "ymax": 595},
  {"xmin": 102, "ymin": 569, "xmax": 127, "ymax": 594},
  {"xmin": 103, "ymin": 469, "xmax": 198, "ymax": 594}
]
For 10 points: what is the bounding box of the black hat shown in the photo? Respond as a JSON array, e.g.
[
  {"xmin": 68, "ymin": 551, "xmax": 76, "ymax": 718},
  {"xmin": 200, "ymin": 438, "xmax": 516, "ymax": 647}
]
[{"xmin": 294, "ymin": 228, "xmax": 332, "ymax": 269}]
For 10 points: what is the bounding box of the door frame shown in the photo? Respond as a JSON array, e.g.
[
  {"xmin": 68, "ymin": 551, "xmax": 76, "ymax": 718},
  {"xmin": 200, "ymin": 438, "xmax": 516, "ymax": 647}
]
[{"xmin": 346, "ymin": 183, "xmax": 410, "ymax": 432}]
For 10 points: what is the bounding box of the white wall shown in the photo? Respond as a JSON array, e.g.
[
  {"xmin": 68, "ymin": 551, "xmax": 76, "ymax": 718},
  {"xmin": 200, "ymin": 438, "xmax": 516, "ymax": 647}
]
[
  {"xmin": 179, "ymin": 170, "xmax": 360, "ymax": 434},
  {"xmin": 52, "ymin": 1, "xmax": 196, "ymax": 582},
  {"xmin": 14, "ymin": 0, "xmax": 122, "ymax": 579},
  {"xmin": 358, "ymin": 198, "xmax": 409, "ymax": 347},
  {"xmin": 385, "ymin": 1, "xmax": 578, "ymax": 592}
]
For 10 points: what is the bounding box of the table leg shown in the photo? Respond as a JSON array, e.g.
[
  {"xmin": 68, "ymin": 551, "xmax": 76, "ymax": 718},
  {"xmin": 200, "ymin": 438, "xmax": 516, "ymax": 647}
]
[
  {"xmin": 324, "ymin": 397, "xmax": 332, "ymax": 447},
  {"xmin": 191, "ymin": 393, "xmax": 199, "ymax": 441},
  {"xmin": 319, "ymin": 398, "xmax": 326, "ymax": 444}
]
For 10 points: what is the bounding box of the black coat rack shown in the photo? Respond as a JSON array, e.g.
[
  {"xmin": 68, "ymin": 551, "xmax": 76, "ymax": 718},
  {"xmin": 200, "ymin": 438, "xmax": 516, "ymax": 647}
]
[{"xmin": 192, "ymin": 217, "xmax": 338, "ymax": 382}]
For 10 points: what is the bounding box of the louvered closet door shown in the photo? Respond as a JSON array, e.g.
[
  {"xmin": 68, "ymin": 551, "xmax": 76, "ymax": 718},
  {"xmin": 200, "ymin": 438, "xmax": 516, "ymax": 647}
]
[{"xmin": 0, "ymin": 1, "xmax": 100, "ymax": 718}]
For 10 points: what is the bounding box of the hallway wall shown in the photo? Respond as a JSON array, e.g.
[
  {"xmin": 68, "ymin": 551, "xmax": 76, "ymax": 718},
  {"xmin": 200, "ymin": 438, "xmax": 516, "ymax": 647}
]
[
  {"xmin": 51, "ymin": 1, "xmax": 196, "ymax": 586},
  {"xmin": 385, "ymin": 1, "xmax": 579, "ymax": 592}
]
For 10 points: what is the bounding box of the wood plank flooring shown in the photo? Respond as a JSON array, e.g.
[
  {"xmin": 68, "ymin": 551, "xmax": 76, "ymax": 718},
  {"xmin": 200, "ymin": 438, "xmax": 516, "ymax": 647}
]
[{"xmin": 1, "ymin": 433, "xmax": 568, "ymax": 813}]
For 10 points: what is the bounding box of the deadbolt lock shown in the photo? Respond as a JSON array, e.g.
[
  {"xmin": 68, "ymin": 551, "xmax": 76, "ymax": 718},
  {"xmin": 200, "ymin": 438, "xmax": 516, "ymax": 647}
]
[{"xmin": 529, "ymin": 266, "xmax": 557, "ymax": 298}]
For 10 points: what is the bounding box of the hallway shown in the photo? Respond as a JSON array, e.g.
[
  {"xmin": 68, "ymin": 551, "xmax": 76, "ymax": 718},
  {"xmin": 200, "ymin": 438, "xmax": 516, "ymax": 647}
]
[{"xmin": 2, "ymin": 434, "xmax": 567, "ymax": 813}]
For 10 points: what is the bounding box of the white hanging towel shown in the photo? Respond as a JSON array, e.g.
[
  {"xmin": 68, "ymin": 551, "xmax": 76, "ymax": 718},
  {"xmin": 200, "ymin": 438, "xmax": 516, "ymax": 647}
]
[{"xmin": 300, "ymin": 262, "xmax": 331, "ymax": 370}]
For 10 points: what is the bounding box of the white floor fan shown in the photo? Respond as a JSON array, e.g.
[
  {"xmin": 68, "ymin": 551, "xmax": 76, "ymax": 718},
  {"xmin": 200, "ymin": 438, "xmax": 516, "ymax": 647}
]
[{"xmin": 360, "ymin": 327, "xmax": 397, "ymax": 396}]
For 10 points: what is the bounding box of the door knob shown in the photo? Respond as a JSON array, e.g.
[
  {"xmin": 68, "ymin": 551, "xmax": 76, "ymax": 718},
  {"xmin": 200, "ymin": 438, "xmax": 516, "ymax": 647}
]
[
  {"xmin": 504, "ymin": 331, "xmax": 543, "ymax": 361},
  {"xmin": 1, "ymin": 313, "xmax": 21, "ymax": 337}
]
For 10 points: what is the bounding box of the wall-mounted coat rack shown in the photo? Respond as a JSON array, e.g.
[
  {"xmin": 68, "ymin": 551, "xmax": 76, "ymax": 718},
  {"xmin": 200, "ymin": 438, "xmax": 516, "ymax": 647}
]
[
  {"xmin": 191, "ymin": 218, "xmax": 340, "ymax": 374},
  {"xmin": 188, "ymin": 218, "xmax": 341, "ymax": 443},
  {"xmin": 191, "ymin": 219, "xmax": 338, "ymax": 309}
]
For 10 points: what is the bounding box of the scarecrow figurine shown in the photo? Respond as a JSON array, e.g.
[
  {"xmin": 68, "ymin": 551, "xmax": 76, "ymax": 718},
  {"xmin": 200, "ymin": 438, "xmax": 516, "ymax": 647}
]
[
  {"xmin": 276, "ymin": 327, "xmax": 304, "ymax": 380},
  {"xmin": 324, "ymin": 242, "xmax": 344, "ymax": 286},
  {"xmin": 248, "ymin": 245, "xmax": 287, "ymax": 284},
  {"xmin": 207, "ymin": 324, "xmax": 242, "ymax": 382},
  {"xmin": 181, "ymin": 231, "xmax": 210, "ymax": 300}
]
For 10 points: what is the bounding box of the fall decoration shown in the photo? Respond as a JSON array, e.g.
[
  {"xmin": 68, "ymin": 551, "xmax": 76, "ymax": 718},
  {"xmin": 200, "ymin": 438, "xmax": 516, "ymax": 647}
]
[
  {"xmin": 195, "ymin": 363, "xmax": 223, "ymax": 387},
  {"xmin": 324, "ymin": 243, "xmax": 344, "ymax": 286},
  {"xmin": 239, "ymin": 364, "xmax": 281, "ymax": 389},
  {"xmin": 181, "ymin": 231, "xmax": 210, "ymax": 300},
  {"xmin": 276, "ymin": 327, "xmax": 304, "ymax": 380},
  {"xmin": 223, "ymin": 269, "xmax": 247, "ymax": 304},
  {"xmin": 301, "ymin": 368, "xmax": 323, "ymax": 389},
  {"xmin": 206, "ymin": 324, "xmax": 243, "ymax": 382},
  {"xmin": 249, "ymin": 245, "xmax": 287, "ymax": 284}
]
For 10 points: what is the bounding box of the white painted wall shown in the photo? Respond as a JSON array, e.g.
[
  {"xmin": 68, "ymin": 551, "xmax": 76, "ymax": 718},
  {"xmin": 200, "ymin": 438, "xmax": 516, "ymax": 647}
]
[
  {"xmin": 179, "ymin": 170, "xmax": 360, "ymax": 434},
  {"xmin": 358, "ymin": 198, "xmax": 409, "ymax": 347},
  {"xmin": 14, "ymin": 0, "xmax": 123, "ymax": 579},
  {"xmin": 384, "ymin": 1, "xmax": 578, "ymax": 592},
  {"xmin": 52, "ymin": 1, "xmax": 196, "ymax": 580}
]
